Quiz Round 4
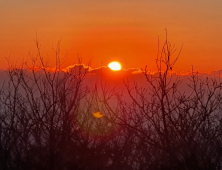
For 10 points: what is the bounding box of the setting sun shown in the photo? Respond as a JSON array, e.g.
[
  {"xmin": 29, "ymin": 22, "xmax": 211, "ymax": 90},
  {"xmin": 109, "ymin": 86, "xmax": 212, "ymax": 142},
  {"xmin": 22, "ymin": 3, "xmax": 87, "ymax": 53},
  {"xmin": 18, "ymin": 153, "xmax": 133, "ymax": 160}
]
[{"xmin": 108, "ymin": 61, "xmax": 122, "ymax": 71}]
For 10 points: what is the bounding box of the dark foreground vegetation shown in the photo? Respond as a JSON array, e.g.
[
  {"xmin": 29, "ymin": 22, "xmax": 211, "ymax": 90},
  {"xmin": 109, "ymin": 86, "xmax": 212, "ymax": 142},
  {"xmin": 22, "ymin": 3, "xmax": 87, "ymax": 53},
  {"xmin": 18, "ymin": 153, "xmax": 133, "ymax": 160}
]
[{"xmin": 1, "ymin": 38, "xmax": 222, "ymax": 170}]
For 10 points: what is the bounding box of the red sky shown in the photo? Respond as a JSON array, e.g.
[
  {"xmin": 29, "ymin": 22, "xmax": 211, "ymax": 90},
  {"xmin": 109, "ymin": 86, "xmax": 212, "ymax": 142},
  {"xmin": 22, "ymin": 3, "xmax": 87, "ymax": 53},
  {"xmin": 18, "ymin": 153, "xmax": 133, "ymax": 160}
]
[{"xmin": 1, "ymin": 0, "xmax": 222, "ymax": 73}]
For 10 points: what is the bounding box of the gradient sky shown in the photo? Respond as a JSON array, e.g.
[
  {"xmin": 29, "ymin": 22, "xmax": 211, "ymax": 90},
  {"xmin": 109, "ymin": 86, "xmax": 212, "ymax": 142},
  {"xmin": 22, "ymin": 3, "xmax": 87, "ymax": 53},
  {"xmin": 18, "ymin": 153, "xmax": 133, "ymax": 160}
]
[{"xmin": 1, "ymin": 0, "xmax": 222, "ymax": 72}]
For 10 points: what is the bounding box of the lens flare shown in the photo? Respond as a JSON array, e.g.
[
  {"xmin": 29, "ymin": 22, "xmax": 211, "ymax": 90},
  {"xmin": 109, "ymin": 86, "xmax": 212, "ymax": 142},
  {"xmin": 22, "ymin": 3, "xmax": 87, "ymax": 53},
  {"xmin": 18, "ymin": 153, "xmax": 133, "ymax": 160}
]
[{"xmin": 93, "ymin": 111, "xmax": 103, "ymax": 118}]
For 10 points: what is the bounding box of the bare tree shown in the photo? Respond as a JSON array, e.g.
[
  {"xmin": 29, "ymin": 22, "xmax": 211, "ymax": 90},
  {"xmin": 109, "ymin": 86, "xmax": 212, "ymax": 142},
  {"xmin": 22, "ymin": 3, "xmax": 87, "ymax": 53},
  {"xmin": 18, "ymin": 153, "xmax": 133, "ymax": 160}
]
[
  {"xmin": 100, "ymin": 33, "xmax": 222, "ymax": 169},
  {"xmin": 1, "ymin": 35, "xmax": 222, "ymax": 170}
]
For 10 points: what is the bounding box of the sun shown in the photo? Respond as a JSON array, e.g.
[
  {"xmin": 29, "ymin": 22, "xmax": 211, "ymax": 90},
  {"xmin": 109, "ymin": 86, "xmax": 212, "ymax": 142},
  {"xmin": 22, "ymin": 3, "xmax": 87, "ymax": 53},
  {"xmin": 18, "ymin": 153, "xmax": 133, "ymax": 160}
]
[{"xmin": 108, "ymin": 61, "xmax": 122, "ymax": 71}]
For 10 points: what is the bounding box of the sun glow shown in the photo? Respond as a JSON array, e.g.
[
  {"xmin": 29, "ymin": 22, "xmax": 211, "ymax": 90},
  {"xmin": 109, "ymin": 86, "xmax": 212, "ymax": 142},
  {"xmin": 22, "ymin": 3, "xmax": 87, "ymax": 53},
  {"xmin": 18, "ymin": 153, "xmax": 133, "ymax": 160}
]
[{"xmin": 108, "ymin": 62, "xmax": 122, "ymax": 71}]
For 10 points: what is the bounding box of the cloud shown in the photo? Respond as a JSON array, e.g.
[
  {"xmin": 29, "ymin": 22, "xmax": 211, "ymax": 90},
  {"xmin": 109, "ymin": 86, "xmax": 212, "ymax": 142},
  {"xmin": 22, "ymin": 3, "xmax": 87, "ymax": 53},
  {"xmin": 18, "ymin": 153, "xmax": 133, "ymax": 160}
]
[
  {"xmin": 63, "ymin": 64, "xmax": 91, "ymax": 74},
  {"xmin": 89, "ymin": 66, "xmax": 143, "ymax": 77},
  {"xmin": 208, "ymin": 69, "xmax": 222, "ymax": 76},
  {"xmin": 1, "ymin": 64, "xmax": 222, "ymax": 95}
]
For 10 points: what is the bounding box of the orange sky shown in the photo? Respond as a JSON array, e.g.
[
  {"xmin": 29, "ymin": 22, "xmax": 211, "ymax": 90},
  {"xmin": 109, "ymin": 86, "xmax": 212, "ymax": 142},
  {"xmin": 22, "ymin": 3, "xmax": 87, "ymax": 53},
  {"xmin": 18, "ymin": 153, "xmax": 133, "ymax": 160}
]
[{"xmin": 1, "ymin": 0, "xmax": 222, "ymax": 72}]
